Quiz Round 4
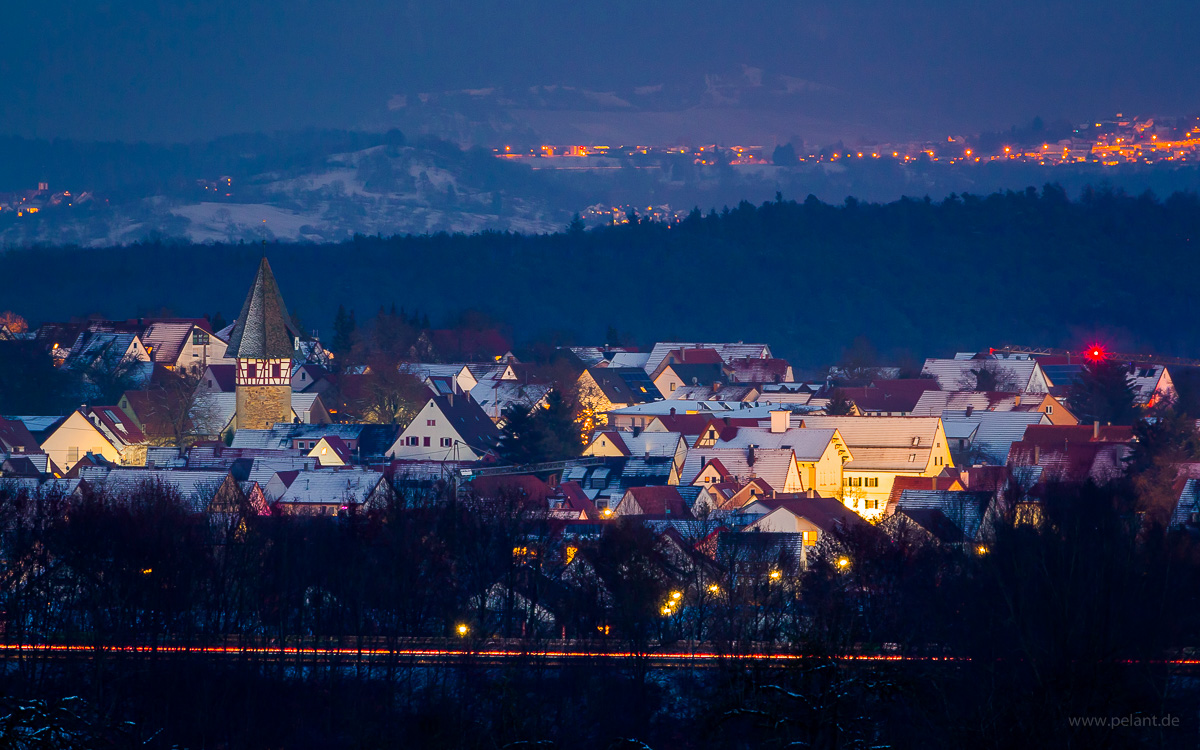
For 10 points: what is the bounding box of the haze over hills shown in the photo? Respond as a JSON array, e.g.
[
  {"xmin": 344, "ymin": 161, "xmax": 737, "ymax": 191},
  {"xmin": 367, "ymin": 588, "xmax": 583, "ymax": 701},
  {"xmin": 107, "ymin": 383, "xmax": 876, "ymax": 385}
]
[{"xmin": 2, "ymin": 125, "xmax": 1200, "ymax": 248}]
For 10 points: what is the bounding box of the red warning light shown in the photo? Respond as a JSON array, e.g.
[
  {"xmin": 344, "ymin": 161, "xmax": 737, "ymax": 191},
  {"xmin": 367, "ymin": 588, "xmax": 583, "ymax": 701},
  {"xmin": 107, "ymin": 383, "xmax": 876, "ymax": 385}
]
[{"xmin": 1084, "ymin": 343, "xmax": 1108, "ymax": 362}]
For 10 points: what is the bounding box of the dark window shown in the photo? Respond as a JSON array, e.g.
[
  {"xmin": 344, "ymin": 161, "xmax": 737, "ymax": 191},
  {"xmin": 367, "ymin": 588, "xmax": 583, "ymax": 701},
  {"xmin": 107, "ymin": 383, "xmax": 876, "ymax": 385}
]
[
  {"xmin": 423, "ymin": 436, "xmax": 431, "ymax": 447},
  {"xmin": 247, "ymin": 363, "xmax": 257, "ymax": 379}
]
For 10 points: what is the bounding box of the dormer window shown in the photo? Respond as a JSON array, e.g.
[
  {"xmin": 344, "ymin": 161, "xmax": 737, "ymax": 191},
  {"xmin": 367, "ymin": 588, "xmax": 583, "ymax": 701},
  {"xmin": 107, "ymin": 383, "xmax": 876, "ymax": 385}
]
[{"xmin": 911, "ymin": 436, "xmax": 921, "ymax": 446}]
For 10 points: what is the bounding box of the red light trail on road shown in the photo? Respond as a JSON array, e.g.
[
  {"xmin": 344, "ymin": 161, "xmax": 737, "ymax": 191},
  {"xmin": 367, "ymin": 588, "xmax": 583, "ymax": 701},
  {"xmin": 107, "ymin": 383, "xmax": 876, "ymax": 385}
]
[{"xmin": 2, "ymin": 642, "xmax": 1199, "ymax": 667}]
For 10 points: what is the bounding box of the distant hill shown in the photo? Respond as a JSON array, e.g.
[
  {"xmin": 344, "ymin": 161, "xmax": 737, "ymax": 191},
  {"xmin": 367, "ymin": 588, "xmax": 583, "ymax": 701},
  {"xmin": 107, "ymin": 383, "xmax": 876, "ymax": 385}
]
[
  {"xmin": 2, "ymin": 187, "xmax": 1198, "ymax": 367},
  {"xmin": 3, "ymin": 129, "xmax": 1200, "ymax": 249}
]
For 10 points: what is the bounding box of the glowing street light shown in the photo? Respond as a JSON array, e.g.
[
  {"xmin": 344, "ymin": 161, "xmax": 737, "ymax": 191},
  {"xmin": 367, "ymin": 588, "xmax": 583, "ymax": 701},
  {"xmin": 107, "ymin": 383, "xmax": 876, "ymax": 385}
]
[
  {"xmin": 837, "ymin": 557, "xmax": 850, "ymax": 569},
  {"xmin": 708, "ymin": 584, "xmax": 721, "ymax": 594},
  {"xmin": 976, "ymin": 545, "xmax": 989, "ymax": 555},
  {"xmin": 670, "ymin": 590, "xmax": 683, "ymax": 601},
  {"xmin": 769, "ymin": 570, "xmax": 782, "ymax": 581},
  {"xmin": 456, "ymin": 623, "xmax": 470, "ymax": 637}
]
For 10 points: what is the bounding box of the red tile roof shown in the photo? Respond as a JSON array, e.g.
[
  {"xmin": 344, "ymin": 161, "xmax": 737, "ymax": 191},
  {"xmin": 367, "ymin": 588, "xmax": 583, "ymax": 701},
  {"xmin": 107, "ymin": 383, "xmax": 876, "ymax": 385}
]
[
  {"xmin": 557, "ymin": 481, "xmax": 601, "ymax": 520},
  {"xmin": 0, "ymin": 417, "xmax": 40, "ymax": 453},
  {"xmin": 1019, "ymin": 424, "xmax": 1134, "ymax": 446},
  {"xmin": 753, "ymin": 496, "xmax": 868, "ymax": 534},
  {"xmin": 471, "ymin": 474, "xmax": 554, "ymax": 504},
  {"xmin": 885, "ymin": 475, "xmax": 965, "ymax": 514},
  {"xmin": 620, "ymin": 486, "xmax": 693, "ymax": 518}
]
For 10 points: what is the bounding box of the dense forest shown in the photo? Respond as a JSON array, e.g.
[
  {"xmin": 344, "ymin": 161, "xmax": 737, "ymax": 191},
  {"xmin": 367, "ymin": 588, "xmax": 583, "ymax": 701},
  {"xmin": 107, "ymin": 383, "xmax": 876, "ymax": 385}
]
[{"xmin": 2, "ymin": 186, "xmax": 1198, "ymax": 366}]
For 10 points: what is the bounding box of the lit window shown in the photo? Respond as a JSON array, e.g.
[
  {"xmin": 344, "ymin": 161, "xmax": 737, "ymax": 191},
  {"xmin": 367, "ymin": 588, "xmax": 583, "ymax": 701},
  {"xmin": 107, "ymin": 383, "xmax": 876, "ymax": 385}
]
[{"xmin": 909, "ymin": 453, "xmax": 917, "ymax": 462}]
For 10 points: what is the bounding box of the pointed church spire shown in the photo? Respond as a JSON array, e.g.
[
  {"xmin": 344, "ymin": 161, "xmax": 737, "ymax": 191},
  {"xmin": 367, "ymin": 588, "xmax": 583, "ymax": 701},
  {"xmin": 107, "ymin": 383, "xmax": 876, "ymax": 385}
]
[{"xmin": 226, "ymin": 257, "xmax": 300, "ymax": 359}]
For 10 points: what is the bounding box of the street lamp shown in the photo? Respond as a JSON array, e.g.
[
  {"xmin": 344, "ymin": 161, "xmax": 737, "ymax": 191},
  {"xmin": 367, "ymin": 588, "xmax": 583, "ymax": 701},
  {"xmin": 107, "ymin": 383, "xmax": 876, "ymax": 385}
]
[
  {"xmin": 769, "ymin": 570, "xmax": 782, "ymax": 581},
  {"xmin": 456, "ymin": 623, "xmax": 470, "ymax": 637},
  {"xmin": 837, "ymin": 557, "xmax": 850, "ymax": 570}
]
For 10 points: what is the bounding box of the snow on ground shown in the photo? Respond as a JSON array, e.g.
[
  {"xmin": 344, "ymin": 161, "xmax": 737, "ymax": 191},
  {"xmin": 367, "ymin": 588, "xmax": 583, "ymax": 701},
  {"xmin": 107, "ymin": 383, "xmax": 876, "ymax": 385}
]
[
  {"xmin": 170, "ymin": 202, "xmax": 317, "ymax": 242},
  {"xmin": 262, "ymin": 168, "xmax": 370, "ymax": 197}
]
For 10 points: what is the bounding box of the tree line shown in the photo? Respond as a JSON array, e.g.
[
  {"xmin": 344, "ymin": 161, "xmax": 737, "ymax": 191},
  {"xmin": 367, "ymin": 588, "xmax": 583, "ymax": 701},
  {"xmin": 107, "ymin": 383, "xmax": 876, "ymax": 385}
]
[{"xmin": 2, "ymin": 185, "xmax": 1199, "ymax": 366}]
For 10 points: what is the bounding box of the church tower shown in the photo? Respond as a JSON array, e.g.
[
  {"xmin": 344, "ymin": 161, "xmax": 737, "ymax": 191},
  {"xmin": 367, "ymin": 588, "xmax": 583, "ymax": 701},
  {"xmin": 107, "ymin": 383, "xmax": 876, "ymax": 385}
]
[{"xmin": 227, "ymin": 258, "xmax": 299, "ymax": 430}]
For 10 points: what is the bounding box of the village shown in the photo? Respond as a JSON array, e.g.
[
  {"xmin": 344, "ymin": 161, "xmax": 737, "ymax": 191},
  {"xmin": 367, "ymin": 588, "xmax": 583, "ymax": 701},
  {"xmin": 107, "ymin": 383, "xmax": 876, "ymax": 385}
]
[{"xmin": 0, "ymin": 259, "xmax": 1194, "ymax": 639}]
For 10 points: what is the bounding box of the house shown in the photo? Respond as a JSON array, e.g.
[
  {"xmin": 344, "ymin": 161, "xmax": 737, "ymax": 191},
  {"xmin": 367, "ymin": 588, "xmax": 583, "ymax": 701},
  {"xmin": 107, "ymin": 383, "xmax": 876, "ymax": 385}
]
[
  {"xmin": 400, "ymin": 363, "xmax": 479, "ymax": 394},
  {"xmin": 292, "ymin": 364, "xmax": 334, "ymax": 394},
  {"xmin": 470, "ymin": 379, "xmax": 552, "ymax": 422},
  {"xmin": 679, "ymin": 447, "xmax": 805, "ymax": 493},
  {"xmin": 884, "ymin": 474, "xmax": 965, "ymax": 516},
  {"xmin": 829, "ymin": 379, "xmax": 941, "ymax": 416},
  {"xmin": 687, "ymin": 410, "xmax": 852, "ymax": 496},
  {"xmin": 549, "ymin": 481, "xmax": 602, "ymax": 520},
  {"xmin": 727, "ymin": 357, "xmax": 794, "ymax": 384},
  {"xmin": 1006, "ymin": 439, "xmax": 1130, "ymax": 485},
  {"xmin": 94, "ymin": 468, "xmax": 244, "ymax": 513},
  {"xmin": 643, "ymin": 342, "xmax": 772, "ymax": 377},
  {"xmin": 576, "ymin": 367, "xmax": 661, "ymax": 425},
  {"xmin": 40, "ymin": 407, "xmax": 147, "ymax": 471},
  {"xmin": 798, "ymin": 416, "xmax": 955, "ymax": 519},
  {"xmin": 607, "ymin": 401, "xmax": 784, "ymax": 430},
  {"xmin": 583, "ymin": 430, "xmax": 688, "ymax": 478},
  {"xmin": 669, "ymin": 382, "xmax": 760, "ymax": 402},
  {"xmin": 386, "ymin": 393, "xmax": 500, "ymax": 462},
  {"xmin": 265, "ymin": 468, "xmax": 392, "ymax": 515},
  {"xmin": 139, "ymin": 319, "xmax": 231, "ymax": 371},
  {"xmin": 1041, "ymin": 362, "xmax": 1176, "ymax": 407},
  {"xmin": 116, "ymin": 389, "xmax": 191, "ymax": 443},
  {"xmin": 612, "ymin": 486, "xmax": 694, "ymax": 519},
  {"xmin": 741, "ymin": 496, "xmax": 867, "ymax": 551},
  {"xmin": 307, "ymin": 436, "xmax": 354, "ymax": 466},
  {"xmin": 757, "ymin": 383, "xmax": 815, "ymax": 405},
  {"xmin": 1011, "ymin": 392, "xmax": 1077, "ymax": 425},
  {"xmin": 692, "ymin": 477, "xmax": 774, "ymax": 514},
  {"xmin": 653, "ymin": 359, "xmax": 727, "ymax": 398},
  {"xmin": 232, "ymin": 423, "xmax": 399, "ymax": 458},
  {"xmin": 885, "ymin": 489, "xmax": 995, "ymax": 545},
  {"xmin": 1128, "ymin": 364, "xmax": 1176, "ymax": 406},
  {"xmin": 941, "ymin": 410, "xmax": 1051, "ymax": 465},
  {"xmin": 65, "ymin": 326, "xmax": 151, "ymax": 370},
  {"xmin": 921, "ymin": 354, "xmax": 1053, "ymax": 393},
  {"xmin": 0, "ymin": 416, "xmax": 41, "ymax": 454},
  {"xmin": 197, "ymin": 364, "xmax": 237, "ymax": 394}
]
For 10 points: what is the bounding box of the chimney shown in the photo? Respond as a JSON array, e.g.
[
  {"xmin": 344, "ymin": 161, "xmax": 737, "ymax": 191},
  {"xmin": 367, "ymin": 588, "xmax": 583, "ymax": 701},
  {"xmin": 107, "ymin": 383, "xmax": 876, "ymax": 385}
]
[
  {"xmin": 931, "ymin": 475, "xmax": 938, "ymax": 490},
  {"xmin": 1034, "ymin": 444, "xmax": 1040, "ymax": 465},
  {"xmin": 448, "ymin": 392, "xmax": 454, "ymax": 407},
  {"xmin": 669, "ymin": 407, "xmax": 676, "ymax": 416},
  {"xmin": 965, "ymin": 405, "xmax": 974, "ymax": 417},
  {"xmin": 769, "ymin": 409, "xmax": 789, "ymax": 434},
  {"xmin": 632, "ymin": 426, "xmax": 641, "ymax": 437},
  {"xmin": 1093, "ymin": 421, "xmax": 1099, "ymax": 439}
]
